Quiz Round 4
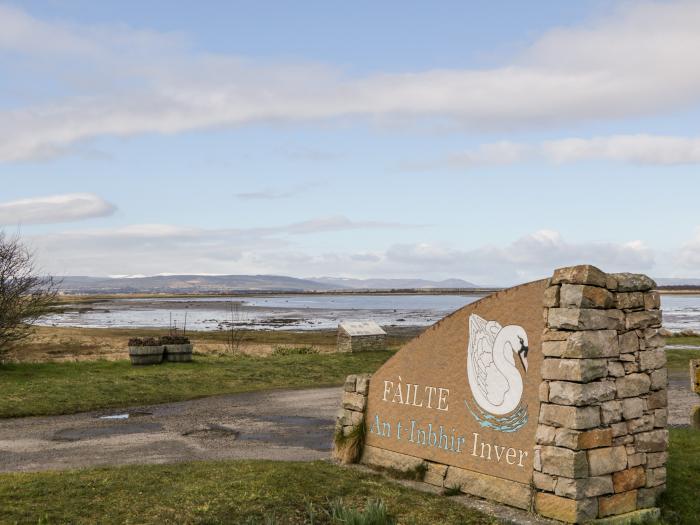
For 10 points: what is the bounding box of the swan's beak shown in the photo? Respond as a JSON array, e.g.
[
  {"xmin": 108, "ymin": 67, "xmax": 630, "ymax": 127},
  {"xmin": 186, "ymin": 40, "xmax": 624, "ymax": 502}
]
[{"xmin": 519, "ymin": 349, "xmax": 529, "ymax": 372}]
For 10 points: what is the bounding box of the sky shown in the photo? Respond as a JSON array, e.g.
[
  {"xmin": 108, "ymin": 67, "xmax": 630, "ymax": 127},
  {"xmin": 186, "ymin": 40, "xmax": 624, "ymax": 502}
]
[{"xmin": 1, "ymin": 0, "xmax": 699, "ymax": 285}]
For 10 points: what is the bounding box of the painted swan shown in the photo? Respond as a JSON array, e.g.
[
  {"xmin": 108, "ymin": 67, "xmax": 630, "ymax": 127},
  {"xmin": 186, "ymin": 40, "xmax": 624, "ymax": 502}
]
[{"xmin": 467, "ymin": 314, "xmax": 529, "ymax": 415}]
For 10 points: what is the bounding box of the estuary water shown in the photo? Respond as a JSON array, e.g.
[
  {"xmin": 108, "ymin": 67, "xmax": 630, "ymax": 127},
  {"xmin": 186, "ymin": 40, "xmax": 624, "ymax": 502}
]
[{"xmin": 38, "ymin": 294, "xmax": 700, "ymax": 333}]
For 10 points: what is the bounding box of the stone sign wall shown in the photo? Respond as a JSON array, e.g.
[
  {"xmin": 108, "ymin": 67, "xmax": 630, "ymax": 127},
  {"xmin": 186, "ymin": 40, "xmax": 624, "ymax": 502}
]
[{"xmin": 334, "ymin": 265, "xmax": 668, "ymax": 524}]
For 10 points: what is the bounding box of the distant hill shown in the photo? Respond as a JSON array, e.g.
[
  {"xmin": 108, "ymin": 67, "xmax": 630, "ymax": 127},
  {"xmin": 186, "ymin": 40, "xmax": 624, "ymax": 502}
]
[
  {"xmin": 310, "ymin": 277, "xmax": 479, "ymax": 289},
  {"xmin": 56, "ymin": 274, "xmax": 481, "ymax": 294},
  {"xmin": 57, "ymin": 275, "xmax": 342, "ymax": 294}
]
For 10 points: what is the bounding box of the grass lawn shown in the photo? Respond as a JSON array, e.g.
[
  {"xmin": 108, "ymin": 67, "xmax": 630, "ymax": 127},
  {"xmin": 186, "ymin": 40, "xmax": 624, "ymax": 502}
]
[
  {"xmin": 0, "ymin": 428, "xmax": 697, "ymax": 524},
  {"xmin": 0, "ymin": 351, "xmax": 394, "ymax": 418},
  {"xmin": 0, "ymin": 460, "xmax": 497, "ymax": 525},
  {"xmin": 659, "ymin": 428, "xmax": 700, "ymax": 525}
]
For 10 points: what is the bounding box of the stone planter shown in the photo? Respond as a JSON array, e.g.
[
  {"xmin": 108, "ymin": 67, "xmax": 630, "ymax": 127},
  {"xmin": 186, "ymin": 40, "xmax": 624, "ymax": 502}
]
[
  {"xmin": 128, "ymin": 345, "xmax": 164, "ymax": 365},
  {"xmin": 164, "ymin": 343, "xmax": 193, "ymax": 362}
]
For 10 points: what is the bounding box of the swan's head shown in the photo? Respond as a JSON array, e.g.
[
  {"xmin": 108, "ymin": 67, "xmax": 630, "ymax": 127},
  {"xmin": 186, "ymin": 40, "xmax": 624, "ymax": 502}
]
[
  {"xmin": 516, "ymin": 334, "xmax": 529, "ymax": 372},
  {"xmin": 504, "ymin": 326, "xmax": 529, "ymax": 372}
]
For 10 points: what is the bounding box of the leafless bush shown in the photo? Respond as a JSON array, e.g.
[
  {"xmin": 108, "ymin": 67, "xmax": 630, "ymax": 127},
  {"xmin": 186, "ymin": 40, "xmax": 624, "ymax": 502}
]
[
  {"xmin": 0, "ymin": 232, "xmax": 60, "ymax": 356},
  {"xmin": 225, "ymin": 301, "xmax": 246, "ymax": 355}
]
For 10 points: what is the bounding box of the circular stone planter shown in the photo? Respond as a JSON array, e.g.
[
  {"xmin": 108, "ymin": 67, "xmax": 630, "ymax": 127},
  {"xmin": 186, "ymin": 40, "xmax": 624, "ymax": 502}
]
[
  {"xmin": 164, "ymin": 343, "xmax": 193, "ymax": 362},
  {"xmin": 128, "ymin": 345, "xmax": 165, "ymax": 365}
]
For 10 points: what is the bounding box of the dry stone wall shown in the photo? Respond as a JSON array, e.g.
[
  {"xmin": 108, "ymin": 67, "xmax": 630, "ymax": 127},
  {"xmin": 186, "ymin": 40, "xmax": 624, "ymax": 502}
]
[
  {"xmin": 534, "ymin": 265, "xmax": 667, "ymax": 523},
  {"xmin": 337, "ymin": 332, "xmax": 386, "ymax": 352}
]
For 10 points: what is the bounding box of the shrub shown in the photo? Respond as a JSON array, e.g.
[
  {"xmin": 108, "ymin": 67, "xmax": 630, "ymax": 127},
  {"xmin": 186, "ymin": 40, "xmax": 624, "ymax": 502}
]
[
  {"xmin": 333, "ymin": 419, "xmax": 366, "ymax": 464},
  {"xmin": 272, "ymin": 346, "xmax": 318, "ymax": 356},
  {"xmin": 160, "ymin": 335, "xmax": 190, "ymax": 345},
  {"xmin": 127, "ymin": 337, "xmax": 161, "ymax": 347}
]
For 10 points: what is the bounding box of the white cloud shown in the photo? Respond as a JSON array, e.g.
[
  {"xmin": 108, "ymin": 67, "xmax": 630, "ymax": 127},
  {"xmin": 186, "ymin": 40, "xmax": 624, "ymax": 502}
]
[
  {"xmin": 234, "ymin": 182, "xmax": 322, "ymax": 201},
  {"xmin": 0, "ymin": 193, "xmax": 115, "ymax": 225},
  {"xmin": 406, "ymin": 134, "xmax": 700, "ymax": 170},
  {"xmin": 2, "ymin": 2, "xmax": 700, "ymax": 162},
  {"xmin": 27, "ymin": 221, "xmax": 656, "ymax": 284}
]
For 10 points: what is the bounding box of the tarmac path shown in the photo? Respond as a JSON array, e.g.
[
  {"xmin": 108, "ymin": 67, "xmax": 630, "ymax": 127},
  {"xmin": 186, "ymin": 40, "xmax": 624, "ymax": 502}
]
[{"xmin": 0, "ymin": 387, "xmax": 341, "ymax": 472}]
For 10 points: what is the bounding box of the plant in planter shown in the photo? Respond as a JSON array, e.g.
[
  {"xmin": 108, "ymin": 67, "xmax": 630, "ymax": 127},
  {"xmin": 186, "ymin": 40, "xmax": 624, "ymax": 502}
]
[
  {"xmin": 127, "ymin": 337, "xmax": 164, "ymax": 365},
  {"xmin": 160, "ymin": 335, "xmax": 193, "ymax": 362}
]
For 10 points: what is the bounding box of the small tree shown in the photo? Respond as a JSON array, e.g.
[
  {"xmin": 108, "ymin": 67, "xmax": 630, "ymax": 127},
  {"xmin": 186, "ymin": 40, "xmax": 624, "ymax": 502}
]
[{"xmin": 0, "ymin": 232, "xmax": 59, "ymax": 356}]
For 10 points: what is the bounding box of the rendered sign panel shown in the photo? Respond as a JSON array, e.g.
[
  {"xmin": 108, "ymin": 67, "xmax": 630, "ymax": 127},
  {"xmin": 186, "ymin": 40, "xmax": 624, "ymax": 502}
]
[{"xmin": 364, "ymin": 280, "xmax": 546, "ymax": 484}]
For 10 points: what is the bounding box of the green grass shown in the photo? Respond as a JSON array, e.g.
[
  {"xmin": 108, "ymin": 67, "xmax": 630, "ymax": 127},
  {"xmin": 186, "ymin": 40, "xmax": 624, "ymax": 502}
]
[
  {"xmin": 0, "ymin": 429, "xmax": 696, "ymax": 524},
  {"xmin": 666, "ymin": 348, "xmax": 700, "ymax": 372},
  {"xmin": 659, "ymin": 428, "xmax": 700, "ymax": 525},
  {"xmin": 0, "ymin": 352, "xmax": 393, "ymax": 418},
  {"xmin": 0, "ymin": 460, "xmax": 496, "ymax": 525}
]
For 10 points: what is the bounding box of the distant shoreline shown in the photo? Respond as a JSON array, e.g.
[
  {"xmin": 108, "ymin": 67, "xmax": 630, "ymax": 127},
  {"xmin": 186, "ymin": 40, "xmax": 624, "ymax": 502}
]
[{"xmin": 55, "ymin": 286, "xmax": 700, "ymax": 301}]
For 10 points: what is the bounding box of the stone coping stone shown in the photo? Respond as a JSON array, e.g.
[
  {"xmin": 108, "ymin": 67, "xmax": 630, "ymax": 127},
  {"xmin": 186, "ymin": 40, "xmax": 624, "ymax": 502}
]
[
  {"xmin": 360, "ymin": 445, "xmax": 424, "ymax": 473},
  {"xmin": 444, "ymin": 465, "xmax": 532, "ymax": 511},
  {"xmin": 589, "ymin": 507, "xmax": 660, "ymax": 525}
]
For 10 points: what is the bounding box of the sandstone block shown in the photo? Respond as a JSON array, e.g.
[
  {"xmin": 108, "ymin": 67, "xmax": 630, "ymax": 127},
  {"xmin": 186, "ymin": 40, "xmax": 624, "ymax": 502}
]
[
  {"xmin": 539, "ymin": 381, "xmax": 549, "ymax": 402},
  {"xmin": 540, "ymin": 403, "xmax": 601, "ymax": 429},
  {"xmin": 542, "ymin": 358, "xmax": 608, "ymax": 382},
  {"xmin": 360, "ymin": 445, "xmax": 423, "ymax": 472},
  {"xmin": 555, "ymin": 475, "xmax": 614, "ymax": 499},
  {"xmin": 639, "ymin": 349, "xmax": 666, "ymax": 371},
  {"xmin": 645, "ymin": 467, "xmax": 666, "ymax": 487},
  {"xmin": 646, "ymin": 452, "xmax": 667, "ymax": 468},
  {"xmin": 628, "ymin": 416, "xmax": 654, "ymax": 434},
  {"xmin": 554, "ymin": 428, "xmax": 581, "ymax": 449},
  {"xmin": 643, "ymin": 333, "xmax": 665, "ymax": 349},
  {"xmin": 616, "ymin": 374, "xmax": 651, "ymax": 398},
  {"xmin": 588, "ymin": 446, "xmax": 627, "ymax": 476},
  {"xmin": 608, "ymin": 361, "xmax": 625, "ymax": 377},
  {"xmin": 601, "ymin": 400, "xmax": 623, "ymax": 425},
  {"xmin": 342, "ymin": 391, "xmax": 367, "ymax": 412},
  {"xmin": 344, "ymin": 375, "xmax": 357, "ymax": 392},
  {"xmin": 423, "ymin": 461, "xmax": 447, "ymax": 487},
  {"xmin": 618, "ymin": 331, "xmax": 639, "ymax": 354},
  {"xmin": 355, "ymin": 374, "xmax": 371, "ymax": 395},
  {"xmin": 637, "ymin": 486, "xmax": 665, "ymax": 508},
  {"xmin": 548, "ymin": 380, "xmax": 616, "ymax": 406},
  {"xmin": 578, "ymin": 428, "xmax": 614, "ymax": 450},
  {"xmin": 542, "ymin": 329, "xmax": 570, "ymax": 341},
  {"xmin": 647, "ymin": 389, "xmax": 667, "ymax": 409},
  {"xmin": 560, "ymin": 284, "xmax": 615, "ymax": 309},
  {"xmin": 542, "ymin": 340, "xmax": 566, "ymax": 357},
  {"xmin": 622, "ymin": 398, "xmax": 646, "ymax": 420},
  {"xmin": 564, "ymin": 330, "xmax": 619, "ymax": 358},
  {"xmin": 623, "ymin": 362, "xmax": 639, "ymax": 374},
  {"xmin": 549, "ymin": 308, "xmax": 624, "ymax": 331},
  {"xmin": 635, "ymin": 429, "xmax": 668, "ymax": 453},
  {"xmin": 533, "ymin": 471, "xmax": 556, "ymax": 492},
  {"xmin": 536, "ymin": 424, "xmax": 557, "ymax": 445},
  {"xmin": 612, "ymin": 273, "xmax": 656, "ymax": 292},
  {"xmin": 540, "ymin": 446, "xmax": 589, "ymax": 478},
  {"xmin": 610, "ymin": 422, "xmax": 628, "ymax": 438},
  {"xmin": 552, "ymin": 265, "xmax": 608, "ymax": 288},
  {"xmin": 626, "ymin": 310, "xmax": 663, "ymax": 330},
  {"xmin": 627, "ymin": 453, "xmax": 646, "ymax": 468},
  {"xmin": 612, "ymin": 466, "xmax": 646, "ymax": 492},
  {"xmin": 444, "ymin": 466, "xmax": 532, "ymax": 510},
  {"xmin": 615, "ymin": 292, "xmax": 645, "ymax": 310},
  {"xmin": 543, "ymin": 285, "xmax": 560, "ymax": 307},
  {"xmin": 650, "ymin": 368, "xmax": 667, "ymax": 390},
  {"xmin": 535, "ymin": 492, "xmax": 598, "ymax": 523},
  {"xmin": 598, "ymin": 490, "xmax": 638, "ymax": 518},
  {"xmin": 614, "ymin": 435, "xmax": 633, "ymax": 446},
  {"xmin": 644, "ymin": 291, "xmax": 661, "ymax": 310}
]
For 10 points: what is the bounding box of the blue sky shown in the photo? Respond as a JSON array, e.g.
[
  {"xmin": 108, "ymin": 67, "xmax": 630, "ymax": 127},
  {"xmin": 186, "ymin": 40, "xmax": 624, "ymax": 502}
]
[{"xmin": 1, "ymin": 1, "xmax": 699, "ymax": 284}]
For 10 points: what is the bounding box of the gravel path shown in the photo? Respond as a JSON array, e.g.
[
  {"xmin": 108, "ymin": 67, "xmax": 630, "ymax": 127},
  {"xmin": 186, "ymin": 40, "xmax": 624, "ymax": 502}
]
[{"xmin": 0, "ymin": 387, "xmax": 341, "ymax": 472}]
